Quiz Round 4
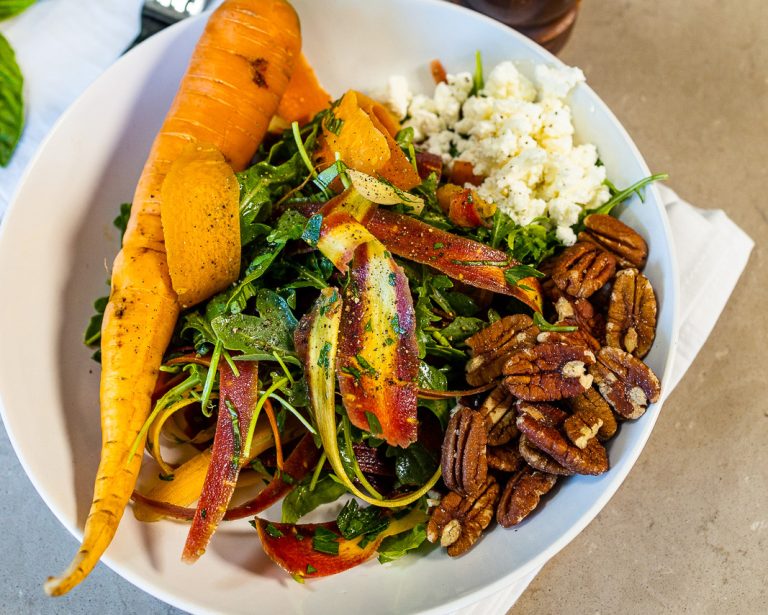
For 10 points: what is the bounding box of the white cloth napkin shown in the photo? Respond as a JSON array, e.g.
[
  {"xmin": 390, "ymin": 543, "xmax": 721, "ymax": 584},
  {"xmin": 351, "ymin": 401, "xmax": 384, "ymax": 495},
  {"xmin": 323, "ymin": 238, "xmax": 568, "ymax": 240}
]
[
  {"xmin": 0, "ymin": 0, "xmax": 144, "ymax": 216},
  {"xmin": 455, "ymin": 183, "xmax": 754, "ymax": 614},
  {"xmin": 0, "ymin": 5, "xmax": 756, "ymax": 613}
]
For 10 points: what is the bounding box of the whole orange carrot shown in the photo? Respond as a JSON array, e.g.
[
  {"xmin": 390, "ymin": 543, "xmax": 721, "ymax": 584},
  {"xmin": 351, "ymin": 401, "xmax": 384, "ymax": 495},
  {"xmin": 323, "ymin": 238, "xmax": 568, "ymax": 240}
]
[{"xmin": 45, "ymin": 0, "xmax": 301, "ymax": 595}]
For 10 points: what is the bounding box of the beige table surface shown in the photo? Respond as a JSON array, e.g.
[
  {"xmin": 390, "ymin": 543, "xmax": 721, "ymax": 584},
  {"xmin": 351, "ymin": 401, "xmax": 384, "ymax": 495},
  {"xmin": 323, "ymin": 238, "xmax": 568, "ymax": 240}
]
[{"xmin": 511, "ymin": 0, "xmax": 768, "ymax": 612}]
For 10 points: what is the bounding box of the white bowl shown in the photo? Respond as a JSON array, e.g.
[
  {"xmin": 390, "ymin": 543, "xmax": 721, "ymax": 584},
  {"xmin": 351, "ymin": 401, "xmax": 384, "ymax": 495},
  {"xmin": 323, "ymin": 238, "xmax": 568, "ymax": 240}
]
[{"xmin": 0, "ymin": 0, "xmax": 678, "ymax": 613}]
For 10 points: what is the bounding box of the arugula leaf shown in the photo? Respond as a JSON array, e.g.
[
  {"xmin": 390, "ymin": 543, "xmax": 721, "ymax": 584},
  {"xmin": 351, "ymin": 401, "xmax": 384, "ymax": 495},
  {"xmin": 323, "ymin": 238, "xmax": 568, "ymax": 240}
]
[
  {"xmin": 0, "ymin": 0, "xmax": 35, "ymax": 19},
  {"xmin": 83, "ymin": 296, "xmax": 108, "ymax": 347},
  {"xmin": 365, "ymin": 411, "xmax": 383, "ymax": 436},
  {"xmin": 237, "ymin": 154, "xmax": 306, "ymax": 246},
  {"xmin": 505, "ymin": 217, "xmax": 560, "ymax": 265},
  {"xmin": 504, "ymin": 264, "xmax": 545, "ymax": 286},
  {"xmin": 113, "ymin": 202, "xmax": 132, "ymax": 245},
  {"xmin": 395, "ymin": 127, "xmax": 417, "ymax": 170},
  {"xmin": 386, "ymin": 442, "xmax": 438, "ymax": 486},
  {"xmin": 413, "ymin": 274, "xmax": 442, "ymax": 359},
  {"xmin": 227, "ymin": 209, "xmax": 317, "ymax": 306},
  {"xmin": 377, "ymin": 523, "xmax": 427, "ymax": 564},
  {"xmin": 266, "ymin": 209, "xmax": 307, "ymax": 244},
  {"xmin": 0, "ymin": 33, "xmax": 24, "ymax": 166},
  {"xmin": 281, "ymin": 474, "xmax": 348, "ymax": 524},
  {"xmin": 211, "ymin": 289, "xmax": 298, "ymax": 355},
  {"xmin": 416, "ymin": 361, "xmax": 450, "ymax": 427},
  {"xmin": 321, "ymin": 97, "xmax": 344, "ymax": 136},
  {"xmin": 287, "ymin": 374, "xmax": 310, "ymax": 408},
  {"xmin": 336, "ymin": 499, "xmax": 389, "ymax": 545},
  {"xmin": 445, "ymin": 291, "xmax": 480, "ymax": 317},
  {"xmin": 586, "ymin": 172, "xmax": 669, "ymax": 220},
  {"xmin": 487, "ymin": 211, "xmax": 517, "ymax": 249},
  {"xmin": 283, "ymin": 251, "xmax": 334, "ymax": 291},
  {"xmin": 438, "ymin": 316, "xmax": 485, "ymax": 344}
]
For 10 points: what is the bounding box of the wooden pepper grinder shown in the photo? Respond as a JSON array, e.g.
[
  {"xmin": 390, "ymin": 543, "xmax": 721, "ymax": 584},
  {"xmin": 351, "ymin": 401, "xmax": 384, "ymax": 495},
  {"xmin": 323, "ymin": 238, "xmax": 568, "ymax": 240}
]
[{"xmin": 456, "ymin": 0, "xmax": 581, "ymax": 54}]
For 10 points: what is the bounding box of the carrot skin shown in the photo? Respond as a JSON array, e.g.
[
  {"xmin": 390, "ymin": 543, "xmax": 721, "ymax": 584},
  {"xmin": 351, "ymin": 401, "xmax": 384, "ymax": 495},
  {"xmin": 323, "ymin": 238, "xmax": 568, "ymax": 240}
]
[{"xmin": 45, "ymin": 0, "xmax": 301, "ymax": 596}]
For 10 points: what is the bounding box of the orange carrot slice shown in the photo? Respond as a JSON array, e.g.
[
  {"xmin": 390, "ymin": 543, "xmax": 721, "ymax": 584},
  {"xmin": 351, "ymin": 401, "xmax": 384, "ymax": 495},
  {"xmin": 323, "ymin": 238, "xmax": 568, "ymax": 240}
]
[
  {"xmin": 277, "ymin": 53, "xmax": 332, "ymax": 125},
  {"xmin": 160, "ymin": 143, "xmax": 241, "ymax": 308}
]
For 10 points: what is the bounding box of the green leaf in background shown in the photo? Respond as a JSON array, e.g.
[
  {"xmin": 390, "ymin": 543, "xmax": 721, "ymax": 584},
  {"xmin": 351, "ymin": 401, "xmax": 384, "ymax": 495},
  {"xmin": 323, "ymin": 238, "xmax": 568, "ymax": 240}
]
[
  {"xmin": 0, "ymin": 0, "xmax": 35, "ymax": 20},
  {"xmin": 0, "ymin": 32, "xmax": 24, "ymax": 166}
]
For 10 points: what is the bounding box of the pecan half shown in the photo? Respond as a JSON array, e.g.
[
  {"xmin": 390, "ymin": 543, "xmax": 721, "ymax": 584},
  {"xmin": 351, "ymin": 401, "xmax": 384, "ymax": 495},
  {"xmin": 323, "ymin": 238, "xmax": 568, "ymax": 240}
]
[
  {"xmin": 465, "ymin": 315, "xmax": 539, "ymax": 386},
  {"xmin": 563, "ymin": 410, "xmax": 603, "ymax": 449},
  {"xmin": 580, "ymin": 213, "xmax": 648, "ymax": 269},
  {"xmin": 568, "ymin": 387, "xmax": 617, "ymax": 440},
  {"xmin": 478, "ymin": 386, "xmax": 513, "ymax": 425},
  {"xmin": 537, "ymin": 256, "xmax": 560, "ymax": 303},
  {"xmin": 590, "ymin": 346, "xmax": 661, "ymax": 419},
  {"xmin": 519, "ymin": 434, "xmax": 574, "ymax": 476},
  {"xmin": 551, "ymin": 242, "xmax": 617, "ymax": 299},
  {"xmin": 441, "ymin": 407, "xmax": 488, "ymax": 496},
  {"xmin": 516, "ymin": 413, "xmax": 609, "ymax": 475},
  {"xmin": 554, "ymin": 295, "xmax": 605, "ymax": 340},
  {"xmin": 478, "ymin": 387, "xmax": 518, "ymax": 446},
  {"xmin": 487, "ymin": 445, "xmax": 524, "ymax": 473},
  {"xmin": 487, "ymin": 406, "xmax": 518, "ymax": 446},
  {"xmin": 515, "ymin": 400, "xmax": 569, "ymax": 427},
  {"xmin": 605, "ymin": 268, "xmax": 657, "ymax": 358},
  {"xmin": 426, "ymin": 476, "xmax": 500, "ymax": 556},
  {"xmin": 497, "ymin": 468, "xmax": 558, "ymax": 527},
  {"xmin": 503, "ymin": 343, "xmax": 596, "ymax": 401},
  {"xmin": 537, "ymin": 324, "xmax": 601, "ymax": 352}
]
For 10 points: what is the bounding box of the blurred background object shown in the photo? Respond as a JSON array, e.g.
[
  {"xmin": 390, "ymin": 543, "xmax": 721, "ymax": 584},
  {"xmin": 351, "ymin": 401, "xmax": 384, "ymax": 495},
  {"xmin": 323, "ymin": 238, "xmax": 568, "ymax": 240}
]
[
  {"xmin": 454, "ymin": 0, "xmax": 581, "ymax": 53},
  {"xmin": 138, "ymin": 0, "xmax": 210, "ymax": 42}
]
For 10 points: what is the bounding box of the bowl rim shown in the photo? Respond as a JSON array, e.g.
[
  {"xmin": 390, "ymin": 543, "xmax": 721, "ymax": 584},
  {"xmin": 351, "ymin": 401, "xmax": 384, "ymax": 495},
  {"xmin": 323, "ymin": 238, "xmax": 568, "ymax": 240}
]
[{"xmin": 0, "ymin": 1, "xmax": 680, "ymax": 613}]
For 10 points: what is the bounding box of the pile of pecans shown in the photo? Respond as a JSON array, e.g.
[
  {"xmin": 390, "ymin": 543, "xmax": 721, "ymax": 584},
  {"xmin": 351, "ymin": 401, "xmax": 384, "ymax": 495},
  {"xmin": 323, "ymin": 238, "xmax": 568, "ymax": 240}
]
[{"xmin": 427, "ymin": 214, "xmax": 662, "ymax": 556}]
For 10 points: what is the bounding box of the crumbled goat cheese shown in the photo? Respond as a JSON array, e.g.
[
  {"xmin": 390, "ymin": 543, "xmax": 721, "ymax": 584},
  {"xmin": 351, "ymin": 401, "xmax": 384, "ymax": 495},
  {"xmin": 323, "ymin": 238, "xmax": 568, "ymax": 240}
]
[
  {"xmin": 386, "ymin": 60, "xmax": 610, "ymax": 245},
  {"xmin": 379, "ymin": 75, "xmax": 412, "ymax": 121}
]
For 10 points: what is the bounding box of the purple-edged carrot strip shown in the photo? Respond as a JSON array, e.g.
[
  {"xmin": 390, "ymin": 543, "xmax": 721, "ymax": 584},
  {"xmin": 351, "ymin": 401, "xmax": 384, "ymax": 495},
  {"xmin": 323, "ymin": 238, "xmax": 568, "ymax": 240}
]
[
  {"xmin": 182, "ymin": 361, "xmax": 259, "ymax": 562},
  {"xmin": 337, "ymin": 240, "xmax": 419, "ymax": 447}
]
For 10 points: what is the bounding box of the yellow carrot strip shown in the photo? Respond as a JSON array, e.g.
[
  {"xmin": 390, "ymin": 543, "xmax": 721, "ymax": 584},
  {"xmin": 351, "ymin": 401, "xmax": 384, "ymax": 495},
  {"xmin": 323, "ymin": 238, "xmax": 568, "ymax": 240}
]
[
  {"xmin": 147, "ymin": 397, "xmax": 200, "ymax": 476},
  {"xmin": 303, "ymin": 288, "xmax": 442, "ymax": 509},
  {"xmin": 132, "ymin": 420, "xmax": 275, "ymax": 523}
]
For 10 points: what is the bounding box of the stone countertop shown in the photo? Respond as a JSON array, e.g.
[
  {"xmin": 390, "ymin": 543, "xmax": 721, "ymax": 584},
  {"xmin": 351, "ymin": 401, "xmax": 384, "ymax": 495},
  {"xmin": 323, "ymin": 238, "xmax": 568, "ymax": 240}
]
[
  {"xmin": 1, "ymin": 1, "xmax": 765, "ymax": 613},
  {"xmin": 511, "ymin": 0, "xmax": 768, "ymax": 612}
]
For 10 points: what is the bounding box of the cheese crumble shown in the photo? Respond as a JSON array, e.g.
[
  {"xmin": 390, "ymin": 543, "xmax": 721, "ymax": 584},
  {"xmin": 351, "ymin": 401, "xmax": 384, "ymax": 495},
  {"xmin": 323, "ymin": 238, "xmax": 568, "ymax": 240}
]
[{"xmin": 381, "ymin": 61, "xmax": 610, "ymax": 245}]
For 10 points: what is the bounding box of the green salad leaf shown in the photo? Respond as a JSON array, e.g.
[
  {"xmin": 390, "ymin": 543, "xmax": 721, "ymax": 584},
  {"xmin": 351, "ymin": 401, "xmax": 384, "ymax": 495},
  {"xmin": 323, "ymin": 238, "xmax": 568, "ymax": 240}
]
[
  {"xmin": 386, "ymin": 442, "xmax": 438, "ymax": 486},
  {"xmin": 0, "ymin": 32, "xmax": 24, "ymax": 166},
  {"xmin": 336, "ymin": 499, "xmax": 389, "ymax": 546},
  {"xmin": 0, "ymin": 0, "xmax": 35, "ymax": 19},
  {"xmin": 211, "ymin": 289, "xmax": 298, "ymax": 355},
  {"xmin": 83, "ymin": 296, "xmax": 108, "ymax": 347},
  {"xmin": 377, "ymin": 523, "xmax": 427, "ymax": 564},
  {"xmin": 281, "ymin": 474, "xmax": 347, "ymax": 524},
  {"xmin": 416, "ymin": 361, "xmax": 450, "ymax": 427}
]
